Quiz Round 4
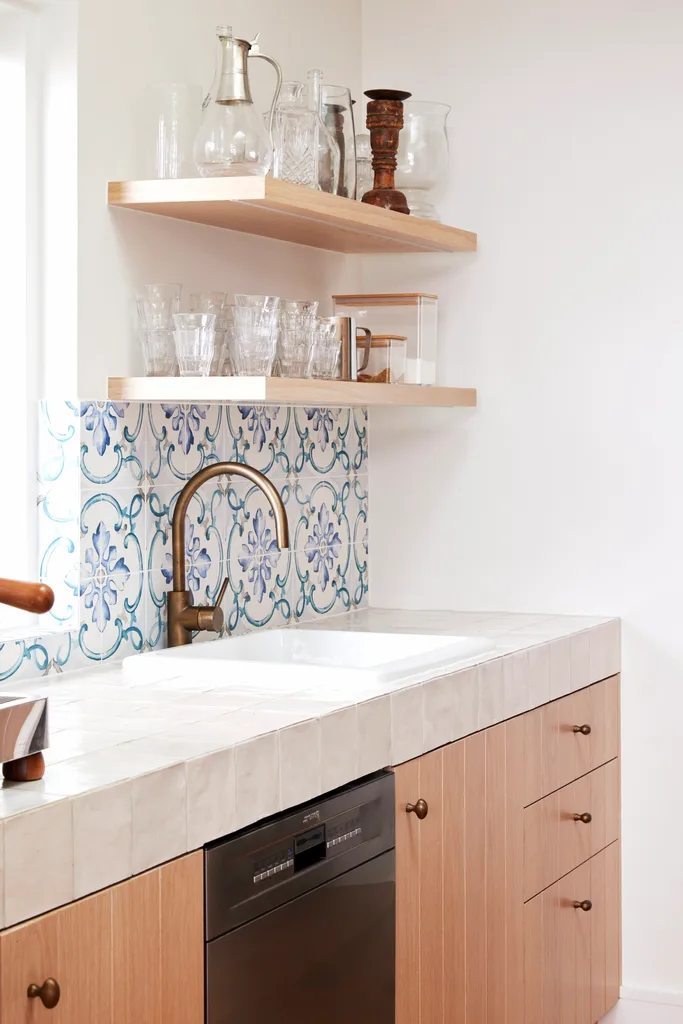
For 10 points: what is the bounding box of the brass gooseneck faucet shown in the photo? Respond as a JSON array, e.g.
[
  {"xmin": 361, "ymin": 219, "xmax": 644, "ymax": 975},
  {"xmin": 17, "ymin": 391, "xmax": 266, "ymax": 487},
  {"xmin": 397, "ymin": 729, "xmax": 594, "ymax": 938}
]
[{"xmin": 167, "ymin": 462, "xmax": 289, "ymax": 648}]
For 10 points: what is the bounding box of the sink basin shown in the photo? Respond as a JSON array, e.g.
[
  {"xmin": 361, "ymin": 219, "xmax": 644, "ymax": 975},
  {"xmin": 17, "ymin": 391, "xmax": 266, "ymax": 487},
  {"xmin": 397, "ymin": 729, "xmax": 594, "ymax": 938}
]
[{"xmin": 123, "ymin": 629, "xmax": 496, "ymax": 689}]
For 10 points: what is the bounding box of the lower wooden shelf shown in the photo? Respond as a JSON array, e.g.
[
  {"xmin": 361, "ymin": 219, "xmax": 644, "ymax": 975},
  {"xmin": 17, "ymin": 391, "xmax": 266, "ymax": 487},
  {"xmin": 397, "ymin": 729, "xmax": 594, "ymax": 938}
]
[{"xmin": 107, "ymin": 376, "xmax": 477, "ymax": 408}]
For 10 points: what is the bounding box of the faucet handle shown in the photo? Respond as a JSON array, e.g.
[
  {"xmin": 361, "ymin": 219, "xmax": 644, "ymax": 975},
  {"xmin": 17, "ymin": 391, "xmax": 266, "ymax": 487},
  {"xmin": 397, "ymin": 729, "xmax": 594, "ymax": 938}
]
[{"xmin": 196, "ymin": 576, "xmax": 229, "ymax": 632}]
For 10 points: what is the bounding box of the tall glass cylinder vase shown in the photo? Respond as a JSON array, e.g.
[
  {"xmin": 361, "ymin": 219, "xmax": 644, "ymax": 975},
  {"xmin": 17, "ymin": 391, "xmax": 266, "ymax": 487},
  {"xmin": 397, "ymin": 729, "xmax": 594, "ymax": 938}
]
[
  {"xmin": 395, "ymin": 101, "xmax": 451, "ymax": 221},
  {"xmin": 307, "ymin": 70, "xmax": 340, "ymax": 194},
  {"xmin": 322, "ymin": 85, "xmax": 356, "ymax": 199}
]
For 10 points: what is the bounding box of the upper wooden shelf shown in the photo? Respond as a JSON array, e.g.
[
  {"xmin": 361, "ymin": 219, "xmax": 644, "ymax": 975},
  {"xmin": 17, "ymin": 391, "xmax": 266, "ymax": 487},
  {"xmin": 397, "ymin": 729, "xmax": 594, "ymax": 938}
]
[
  {"xmin": 107, "ymin": 177, "xmax": 477, "ymax": 255},
  {"xmin": 107, "ymin": 376, "xmax": 477, "ymax": 409}
]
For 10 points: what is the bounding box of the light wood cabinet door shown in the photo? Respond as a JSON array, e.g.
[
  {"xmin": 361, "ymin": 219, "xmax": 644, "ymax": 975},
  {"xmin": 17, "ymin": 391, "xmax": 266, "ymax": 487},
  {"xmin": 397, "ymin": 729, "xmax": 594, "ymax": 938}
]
[
  {"xmin": 0, "ymin": 889, "xmax": 112, "ymax": 1024},
  {"xmin": 523, "ymin": 843, "xmax": 620, "ymax": 1024},
  {"xmin": 0, "ymin": 852, "xmax": 204, "ymax": 1024}
]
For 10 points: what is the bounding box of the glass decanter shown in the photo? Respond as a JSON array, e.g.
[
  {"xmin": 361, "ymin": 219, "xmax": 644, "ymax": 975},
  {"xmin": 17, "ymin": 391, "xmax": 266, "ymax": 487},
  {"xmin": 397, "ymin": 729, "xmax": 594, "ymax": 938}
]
[{"xmin": 194, "ymin": 26, "xmax": 282, "ymax": 177}]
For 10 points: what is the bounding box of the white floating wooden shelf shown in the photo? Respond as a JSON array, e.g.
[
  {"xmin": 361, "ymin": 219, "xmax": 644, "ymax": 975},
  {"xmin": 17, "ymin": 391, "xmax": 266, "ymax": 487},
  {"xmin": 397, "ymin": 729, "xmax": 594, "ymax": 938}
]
[
  {"xmin": 107, "ymin": 376, "xmax": 477, "ymax": 408},
  {"xmin": 107, "ymin": 177, "xmax": 477, "ymax": 255}
]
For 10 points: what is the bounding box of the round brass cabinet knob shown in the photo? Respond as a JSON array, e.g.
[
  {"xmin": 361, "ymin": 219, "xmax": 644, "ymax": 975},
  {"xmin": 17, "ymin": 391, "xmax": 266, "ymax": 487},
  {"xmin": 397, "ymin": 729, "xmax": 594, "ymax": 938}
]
[
  {"xmin": 573, "ymin": 724, "xmax": 592, "ymax": 736},
  {"xmin": 573, "ymin": 812, "xmax": 593, "ymax": 824},
  {"xmin": 27, "ymin": 978, "xmax": 61, "ymax": 1008},
  {"xmin": 573, "ymin": 900, "xmax": 593, "ymax": 912},
  {"xmin": 406, "ymin": 799, "xmax": 428, "ymax": 820}
]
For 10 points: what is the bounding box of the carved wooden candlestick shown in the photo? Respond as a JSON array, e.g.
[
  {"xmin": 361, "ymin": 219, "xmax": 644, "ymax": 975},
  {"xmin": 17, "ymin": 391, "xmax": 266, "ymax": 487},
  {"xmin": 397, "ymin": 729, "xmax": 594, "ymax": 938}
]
[{"xmin": 362, "ymin": 89, "xmax": 411, "ymax": 215}]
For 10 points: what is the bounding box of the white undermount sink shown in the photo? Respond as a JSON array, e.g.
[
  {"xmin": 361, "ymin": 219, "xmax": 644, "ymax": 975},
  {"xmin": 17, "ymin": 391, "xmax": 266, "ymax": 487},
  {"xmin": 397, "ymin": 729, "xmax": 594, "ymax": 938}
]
[{"xmin": 123, "ymin": 629, "xmax": 496, "ymax": 689}]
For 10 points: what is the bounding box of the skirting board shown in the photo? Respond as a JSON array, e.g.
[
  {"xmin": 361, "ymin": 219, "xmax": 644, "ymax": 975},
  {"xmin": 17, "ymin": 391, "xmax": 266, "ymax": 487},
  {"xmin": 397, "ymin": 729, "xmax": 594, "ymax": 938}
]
[{"xmin": 602, "ymin": 990, "xmax": 683, "ymax": 1023}]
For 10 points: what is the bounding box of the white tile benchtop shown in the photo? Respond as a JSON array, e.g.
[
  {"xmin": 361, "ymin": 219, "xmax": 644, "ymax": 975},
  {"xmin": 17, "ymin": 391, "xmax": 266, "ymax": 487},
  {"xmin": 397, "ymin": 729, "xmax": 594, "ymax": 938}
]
[{"xmin": 0, "ymin": 609, "xmax": 619, "ymax": 928}]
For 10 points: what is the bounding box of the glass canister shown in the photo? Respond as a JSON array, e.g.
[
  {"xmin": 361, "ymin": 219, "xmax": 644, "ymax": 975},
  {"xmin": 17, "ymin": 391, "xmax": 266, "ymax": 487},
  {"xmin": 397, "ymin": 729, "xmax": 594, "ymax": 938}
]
[
  {"xmin": 271, "ymin": 81, "xmax": 318, "ymax": 188},
  {"xmin": 332, "ymin": 293, "xmax": 438, "ymax": 385},
  {"xmin": 357, "ymin": 336, "xmax": 407, "ymax": 384}
]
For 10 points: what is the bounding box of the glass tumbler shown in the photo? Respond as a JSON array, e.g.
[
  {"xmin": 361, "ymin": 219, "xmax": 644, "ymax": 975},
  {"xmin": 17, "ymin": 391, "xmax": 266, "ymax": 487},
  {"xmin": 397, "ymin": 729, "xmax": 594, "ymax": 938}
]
[
  {"xmin": 136, "ymin": 284, "xmax": 182, "ymax": 329},
  {"xmin": 172, "ymin": 313, "xmax": 216, "ymax": 376},
  {"xmin": 278, "ymin": 311, "xmax": 315, "ymax": 377},
  {"xmin": 232, "ymin": 306, "xmax": 279, "ymax": 375},
  {"xmin": 308, "ymin": 318, "xmax": 342, "ymax": 379},
  {"xmin": 189, "ymin": 291, "xmax": 227, "ymax": 315},
  {"xmin": 139, "ymin": 329, "xmax": 178, "ymax": 377}
]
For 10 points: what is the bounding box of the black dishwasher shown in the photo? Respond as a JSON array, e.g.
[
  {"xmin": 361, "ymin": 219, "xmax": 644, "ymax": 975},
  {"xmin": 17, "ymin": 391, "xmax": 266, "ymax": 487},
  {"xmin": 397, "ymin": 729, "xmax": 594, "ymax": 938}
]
[{"xmin": 205, "ymin": 771, "xmax": 395, "ymax": 1024}]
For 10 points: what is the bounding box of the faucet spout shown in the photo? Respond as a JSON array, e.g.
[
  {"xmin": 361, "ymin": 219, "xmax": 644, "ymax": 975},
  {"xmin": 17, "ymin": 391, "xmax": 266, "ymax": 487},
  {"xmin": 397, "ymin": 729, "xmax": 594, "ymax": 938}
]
[{"xmin": 168, "ymin": 462, "xmax": 289, "ymax": 647}]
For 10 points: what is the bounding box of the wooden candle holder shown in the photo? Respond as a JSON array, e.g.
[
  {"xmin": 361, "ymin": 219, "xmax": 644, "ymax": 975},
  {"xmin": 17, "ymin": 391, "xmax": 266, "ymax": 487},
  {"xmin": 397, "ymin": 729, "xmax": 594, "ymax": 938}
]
[{"xmin": 362, "ymin": 89, "xmax": 411, "ymax": 215}]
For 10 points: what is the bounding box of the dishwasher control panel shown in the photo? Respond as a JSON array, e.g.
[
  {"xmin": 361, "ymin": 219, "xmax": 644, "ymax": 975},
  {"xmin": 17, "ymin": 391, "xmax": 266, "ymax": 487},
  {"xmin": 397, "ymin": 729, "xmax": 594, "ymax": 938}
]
[{"xmin": 251, "ymin": 810, "xmax": 364, "ymax": 887}]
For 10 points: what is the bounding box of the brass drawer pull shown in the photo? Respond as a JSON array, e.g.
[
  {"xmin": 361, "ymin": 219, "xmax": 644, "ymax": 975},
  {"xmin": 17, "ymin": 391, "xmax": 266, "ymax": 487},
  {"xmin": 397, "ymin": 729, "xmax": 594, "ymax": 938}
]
[
  {"xmin": 573, "ymin": 812, "xmax": 593, "ymax": 824},
  {"xmin": 573, "ymin": 724, "xmax": 592, "ymax": 735},
  {"xmin": 27, "ymin": 978, "xmax": 60, "ymax": 1008},
  {"xmin": 406, "ymin": 799, "xmax": 428, "ymax": 820},
  {"xmin": 573, "ymin": 900, "xmax": 593, "ymax": 912}
]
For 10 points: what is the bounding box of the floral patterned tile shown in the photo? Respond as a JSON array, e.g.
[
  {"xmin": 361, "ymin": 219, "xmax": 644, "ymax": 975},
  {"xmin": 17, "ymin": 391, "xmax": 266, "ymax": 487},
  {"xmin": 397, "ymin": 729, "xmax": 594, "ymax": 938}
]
[
  {"xmin": 289, "ymin": 407, "xmax": 354, "ymax": 480},
  {"xmin": 225, "ymin": 478, "xmax": 292, "ymax": 634},
  {"xmin": 223, "ymin": 405, "xmax": 291, "ymax": 478},
  {"xmin": 144, "ymin": 403, "xmax": 222, "ymax": 489},
  {"xmin": 79, "ymin": 401, "xmax": 146, "ymax": 492},
  {"xmin": 78, "ymin": 490, "xmax": 146, "ymax": 661},
  {"xmin": 349, "ymin": 407, "xmax": 369, "ymax": 475},
  {"xmin": 288, "ymin": 479, "xmax": 355, "ymax": 622}
]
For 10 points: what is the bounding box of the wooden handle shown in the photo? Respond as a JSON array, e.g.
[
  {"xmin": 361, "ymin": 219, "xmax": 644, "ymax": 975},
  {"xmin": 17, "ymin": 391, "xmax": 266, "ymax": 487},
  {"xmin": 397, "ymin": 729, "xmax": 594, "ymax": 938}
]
[
  {"xmin": 0, "ymin": 578, "xmax": 54, "ymax": 614},
  {"xmin": 573, "ymin": 900, "xmax": 593, "ymax": 912},
  {"xmin": 573, "ymin": 812, "xmax": 593, "ymax": 824},
  {"xmin": 406, "ymin": 798, "xmax": 429, "ymax": 820},
  {"xmin": 573, "ymin": 724, "xmax": 592, "ymax": 736},
  {"xmin": 27, "ymin": 978, "xmax": 60, "ymax": 1008}
]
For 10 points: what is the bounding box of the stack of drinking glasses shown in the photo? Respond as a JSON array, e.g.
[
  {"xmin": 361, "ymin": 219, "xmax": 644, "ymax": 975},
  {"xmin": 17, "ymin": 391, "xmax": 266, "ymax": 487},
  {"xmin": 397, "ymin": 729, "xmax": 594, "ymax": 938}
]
[
  {"xmin": 232, "ymin": 295, "xmax": 281, "ymax": 376},
  {"xmin": 136, "ymin": 284, "xmax": 182, "ymax": 376},
  {"xmin": 188, "ymin": 291, "xmax": 234, "ymax": 376},
  {"xmin": 278, "ymin": 299, "xmax": 319, "ymax": 376},
  {"xmin": 309, "ymin": 318, "xmax": 343, "ymax": 379}
]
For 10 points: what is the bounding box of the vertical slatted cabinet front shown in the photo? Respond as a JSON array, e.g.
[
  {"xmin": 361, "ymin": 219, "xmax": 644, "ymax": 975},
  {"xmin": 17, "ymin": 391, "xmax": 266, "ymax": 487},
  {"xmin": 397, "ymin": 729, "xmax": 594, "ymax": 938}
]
[{"xmin": 393, "ymin": 676, "xmax": 621, "ymax": 1024}]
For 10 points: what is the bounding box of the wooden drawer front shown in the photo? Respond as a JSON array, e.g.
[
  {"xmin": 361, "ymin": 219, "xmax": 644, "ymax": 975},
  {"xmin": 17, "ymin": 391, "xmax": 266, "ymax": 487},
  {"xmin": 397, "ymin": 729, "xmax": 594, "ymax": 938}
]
[
  {"xmin": 524, "ymin": 759, "xmax": 620, "ymax": 900},
  {"xmin": 524, "ymin": 675, "xmax": 619, "ymax": 805},
  {"xmin": 524, "ymin": 841, "xmax": 620, "ymax": 1024}
]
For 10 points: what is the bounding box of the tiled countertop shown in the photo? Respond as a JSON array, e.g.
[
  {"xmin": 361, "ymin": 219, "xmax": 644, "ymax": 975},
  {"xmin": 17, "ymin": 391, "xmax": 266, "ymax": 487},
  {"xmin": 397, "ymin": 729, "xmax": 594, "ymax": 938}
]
[{"xmin": 0, "ymin": 609, "xmax": 620, "ymax": 929}]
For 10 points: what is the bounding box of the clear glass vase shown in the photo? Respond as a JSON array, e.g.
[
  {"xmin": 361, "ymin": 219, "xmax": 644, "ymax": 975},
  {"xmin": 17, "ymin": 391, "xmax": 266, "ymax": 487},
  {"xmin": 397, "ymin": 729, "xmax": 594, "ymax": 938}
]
[
  {"xmin": 307, "ymin": 70, "xmax": 340, "ymax": 194},
  {"xmin": 322, "ymin": 85, "xmax": 356, "ymax": 198},
  {"xmin": 395, "ymin": 101, "xmax": 451, "ymax": 221}
]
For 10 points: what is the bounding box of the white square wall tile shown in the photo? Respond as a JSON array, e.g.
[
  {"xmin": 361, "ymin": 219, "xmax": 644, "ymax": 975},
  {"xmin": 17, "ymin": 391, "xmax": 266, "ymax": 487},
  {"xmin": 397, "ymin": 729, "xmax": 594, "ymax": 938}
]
[
  {"xmin": 357, "ymin": 696, "xmax": 391, "ymax": 776},
  {"xmin": 478, "ymin": 658, "xmax": 505, "ymax": 730},
  {"xmin": 234, "ymin": 732, "xmax": 280, "ymax": 830},
  {"xmin": 549, "ymin": 637, "xmax": 572, "ymax": 698},
  {"xmin": 5, "ymin": 801, "xmax": 73, "ymax": 926},
  {"xmin": 422, "ymin": 675, "xmax": 456, "ymax": 752},
  {"xmin": 570, "ymin": 631, "xmax": 591, "ymax": 692},
  {"xmin": 451, "ymin": 667, "xmax": 479, "ymax": 740},
  {"xmin": 589, "ymin": 620, "xmax": 621, "ymax": 683},
  {"xmin": 503, "ymin": 650, "xmax": 529, "ymax": 719},
  {"xmin": 391, "ymin": 685, "xmax": 423, "ymax": 765},
  {"xmin": 132, "ymin": 763, "xmax": 187, "ymax": 874},
  {"xmin": 320, "ymin": 706, "xmax": 359, "ymax": 792},
  {"xmin": 73, "ymin": 781, "xmax": 132, "ymax": 898},
  {"xmin": 279, "ymin": 719, "xmax": 321, "ymax": 810},
  {"xmin": 527, "ymin": 643, "xmax": 551, "ymax": 710},
  {"xmin": 186, "ymin": 748, "xmax": 236, "ymax": 850}
]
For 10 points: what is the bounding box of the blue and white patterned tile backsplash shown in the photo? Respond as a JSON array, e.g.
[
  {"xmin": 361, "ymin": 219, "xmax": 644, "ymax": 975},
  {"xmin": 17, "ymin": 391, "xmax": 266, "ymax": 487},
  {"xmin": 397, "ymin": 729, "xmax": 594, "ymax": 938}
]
[{"xmin": 0, "ymin": 401, "xmax": 369, "ymax": 683}]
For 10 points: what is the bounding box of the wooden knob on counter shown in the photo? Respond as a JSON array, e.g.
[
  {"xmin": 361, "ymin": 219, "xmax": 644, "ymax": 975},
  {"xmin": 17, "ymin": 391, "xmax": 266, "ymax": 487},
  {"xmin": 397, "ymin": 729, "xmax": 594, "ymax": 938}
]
[
  {"xmin": 573, "ymin": 812, "xmax": 593, "ymax": 824},
  {"xmin": 27, "ymin": 978, "xmax": 60, "ymax": 1008},
  {"xmin": 0, "ymin": 578, "xmax": 54, "ymax": 614},
  {"xmin": 573, "ymin": 900, "xmax": 593, "ymax": 912},
  {"xmin": 573, "ymin": 724, "xmax": 592, "ymax": 736},
  {"xmin": 406, "ymin": 798, "xmax": 428, "ymax": 820}
]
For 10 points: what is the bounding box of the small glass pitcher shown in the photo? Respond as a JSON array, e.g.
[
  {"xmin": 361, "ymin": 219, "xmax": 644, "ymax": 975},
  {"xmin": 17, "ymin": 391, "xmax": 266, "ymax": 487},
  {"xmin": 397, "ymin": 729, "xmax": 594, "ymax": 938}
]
[{"xmin": 194, "ymin": 26, "xmax": 283, "ymax": 177}]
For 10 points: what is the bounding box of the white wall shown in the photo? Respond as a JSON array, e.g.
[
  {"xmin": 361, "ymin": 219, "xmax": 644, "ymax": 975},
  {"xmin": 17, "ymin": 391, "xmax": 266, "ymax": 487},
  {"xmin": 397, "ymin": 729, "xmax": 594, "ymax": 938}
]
[
  {"xmin": 77, "ymin": 0, "xmax": 363, "ymax": 394},
  {"xmin": 362, "ymin": 0, "xmax": 683, "ymax": 1003}
]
